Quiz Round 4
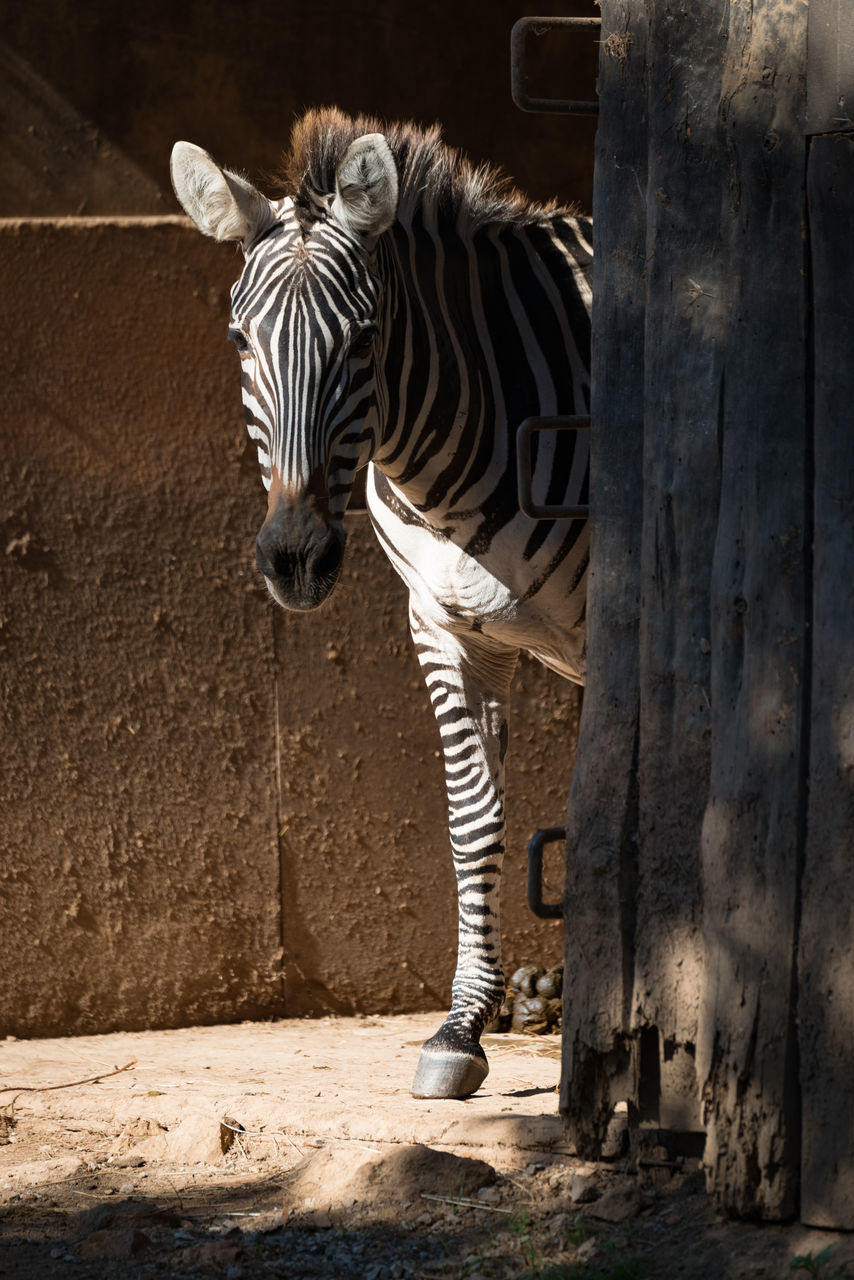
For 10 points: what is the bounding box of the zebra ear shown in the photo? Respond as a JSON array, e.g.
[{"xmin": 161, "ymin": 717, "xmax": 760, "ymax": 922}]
[
  {"xmin": 331, "ymin": 133, "xmax": 399, "ymax": 249},
  {"xmin": 170, "ymin": 142, "xmax": 275, "ymax": 248}
]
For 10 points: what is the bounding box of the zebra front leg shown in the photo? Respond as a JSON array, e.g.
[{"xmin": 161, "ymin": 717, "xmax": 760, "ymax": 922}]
[{"xmin": 409, "ymin": 606, "xmax": 519, "ymax": 1098}]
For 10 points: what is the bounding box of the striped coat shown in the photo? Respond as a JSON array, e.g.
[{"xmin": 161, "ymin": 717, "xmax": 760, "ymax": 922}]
[{"xmin": 171, "ymin": 110, "xmax": 591, "ymax": 1097}]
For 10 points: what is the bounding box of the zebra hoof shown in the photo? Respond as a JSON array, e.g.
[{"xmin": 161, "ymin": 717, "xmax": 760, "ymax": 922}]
[{"xmin": 410, "ymin": 1044, "xmax": 489, "ymax": 1099}]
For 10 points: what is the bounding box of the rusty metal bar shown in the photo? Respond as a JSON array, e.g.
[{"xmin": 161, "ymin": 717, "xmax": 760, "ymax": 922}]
[
  {"xmin": 511, "ymin": 16, "xmax": 601, "ymax": 115},
  {"xmin": 516, "ymin": 415, "xmax": 590, "ymax": 520},
  {"xmin": 527, "ymin": 827, "xmax": 566, "ymax": 920}
]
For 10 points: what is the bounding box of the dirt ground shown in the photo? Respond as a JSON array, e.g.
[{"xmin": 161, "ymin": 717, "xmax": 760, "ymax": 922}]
[{"xmin": 1, "ymin": 1015, "xmax": 851, "ymax": 1280}]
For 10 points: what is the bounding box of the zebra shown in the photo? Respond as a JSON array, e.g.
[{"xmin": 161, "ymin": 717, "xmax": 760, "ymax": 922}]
[{"xmin": 170, "ymin": 109, "xmax": 591, "ymax": 1099}]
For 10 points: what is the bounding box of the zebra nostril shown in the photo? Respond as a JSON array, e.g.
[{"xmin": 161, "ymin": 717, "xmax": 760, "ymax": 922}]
[
  {"xmin": 255, "ymin": 534, "xmax": 282, "ymax": 579},
  {"xmin": 311, "ymin": 536, "xmax": 344, "ymax": 582}
]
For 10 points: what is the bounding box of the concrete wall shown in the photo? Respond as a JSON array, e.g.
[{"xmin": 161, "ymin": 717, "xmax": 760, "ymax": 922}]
[
  {"xmin": 0, "ymin": 219, "xmax": 580, "ymax": 1035},
  {"xmin": 1, "ymin": 220, "xmax": 280, "ymax": 1033}
]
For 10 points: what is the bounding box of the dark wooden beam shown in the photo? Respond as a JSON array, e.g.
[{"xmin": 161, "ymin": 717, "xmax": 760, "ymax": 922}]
[
  {"xmin": 561, "ymin": 0, "xmax": 648, "ymax": 1155},
  {"xmin": 799, "ymin": 128, "xmax": 854, "ymax": 1231}
]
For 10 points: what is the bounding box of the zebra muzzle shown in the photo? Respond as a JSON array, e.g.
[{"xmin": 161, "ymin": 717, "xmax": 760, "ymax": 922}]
[{"xmin": 255, "ymin": 515, "xmax": 345, "ymax": 611}]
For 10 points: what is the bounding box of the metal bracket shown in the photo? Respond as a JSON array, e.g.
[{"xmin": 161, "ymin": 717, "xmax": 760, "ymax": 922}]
[
  {"xmin": 511, "ymin": 16, "xmax": 601, "ymax": 116},
  {"xmin": 527, "ymin": 826, "xmax": 566, "ymax": 920},
  {"xmin": 516, "ymin": 416, "xmax": 590, "ymax": 520}
]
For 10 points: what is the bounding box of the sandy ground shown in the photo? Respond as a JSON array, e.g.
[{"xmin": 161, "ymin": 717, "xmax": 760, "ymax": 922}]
[{"xmin": 1, "ymin": 1015, "xmax": 851, "ymax": 1279}]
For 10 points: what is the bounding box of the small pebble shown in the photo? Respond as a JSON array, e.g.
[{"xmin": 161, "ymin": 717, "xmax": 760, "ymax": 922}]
[
  {"xmin": 477, "ymin": 1185, "xmax": 501, "ymax": 1203},
  {"xmin": 548, "ymin": 1211, "xmax": 569, "ymax": 1239},
  {"xmin": 570, "ymin": 1172, "xmax": 600, "ymax": 1204}
]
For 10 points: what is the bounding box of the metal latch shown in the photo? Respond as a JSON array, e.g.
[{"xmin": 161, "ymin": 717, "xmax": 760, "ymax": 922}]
[
  {"xmin": 516, "ymin": 416, "xmax": 590, "ymax": 520},
  {"xmin": 527, "ymin": 826, "xmax": 566, "ymax": 919},
  {"xmin": 510, "ymin": 16, "xmax": 601, "ymax": 115}
]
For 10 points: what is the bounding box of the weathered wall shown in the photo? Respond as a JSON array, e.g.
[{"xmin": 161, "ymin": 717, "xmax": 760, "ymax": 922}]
[
  {"xmin": 0, "ymin": 0, "xmax": 598, "ymax": 216},
  {"xmin": 0, "ymin": 219, "xmax": 579, "ymax": 1035},
  {"xmin": 0, "ymin": 219, "xmax": 280, "ymax": 1033},
  {"xmin": 0, "ymin": 0, "xmax": 593, "ymax": 1036}
]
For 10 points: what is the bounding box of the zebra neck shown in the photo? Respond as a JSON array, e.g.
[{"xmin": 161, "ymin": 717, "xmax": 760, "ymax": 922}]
[{"xmin": 371, "ymin": 216, "xmax": 519, "ymax": 522}]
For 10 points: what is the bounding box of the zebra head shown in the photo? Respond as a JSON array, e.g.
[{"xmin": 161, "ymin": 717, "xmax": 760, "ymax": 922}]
[{"xmin": 170, "ymin": 134, "xmax": 399, "ymax": 610}]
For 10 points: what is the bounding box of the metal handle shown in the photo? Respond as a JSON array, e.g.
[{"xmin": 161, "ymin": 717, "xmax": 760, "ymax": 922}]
[
  {"xmin": 511, "ymin": 16, "xmax": 601, "ymax": 116},
  {"xmin": 516, "ymin": 415, "xmax": 590, "ymax": 520},
  {"xmin": 527, "ymin": 826, "xmax": 566, "ymax": 919}
]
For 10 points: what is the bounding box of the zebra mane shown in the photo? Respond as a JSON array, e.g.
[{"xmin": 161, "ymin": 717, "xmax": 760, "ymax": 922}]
[{"xmin": 278, "ymin": 107, "xmax": 560, "ymax": 234}]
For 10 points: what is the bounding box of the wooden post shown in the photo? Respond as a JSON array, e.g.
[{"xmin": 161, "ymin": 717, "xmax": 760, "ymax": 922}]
[
  {"xmin": 561, "ymin": 0, "xmax": 648, "ymax": 1154},
  {"xmin": 561, "ymin": 0, "xmax": 854, "ymax": 1223},
  {"xmin": 693, "ymin": 0, "xmax": 809, "ymax": 1221},
  {"xmin": 633, "ymin": 0, "xmax": 726, "ymax": 1129},
  {"xmin": 799, "ymin": 128, "xmax": 854, "ymax": 1231}
]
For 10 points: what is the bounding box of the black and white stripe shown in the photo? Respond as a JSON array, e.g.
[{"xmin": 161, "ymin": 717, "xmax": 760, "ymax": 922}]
[
  {"xmin": 231, "ymin": 215, "xmax": 382, "ymax": 507},
  {"xmin": 171, "ymin": 110, "xmax": 592, "ymax": 1097}
]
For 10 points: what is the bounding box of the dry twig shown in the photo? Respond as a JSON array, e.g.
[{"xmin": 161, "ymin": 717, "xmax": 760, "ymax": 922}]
[
  {"xmin": 0, "ymin": 1059, "xmax": 137, "ymax": 1097},
  {"xmin": 419, "ymin": 1192, "xmax": 513, "ymax": 1214}
]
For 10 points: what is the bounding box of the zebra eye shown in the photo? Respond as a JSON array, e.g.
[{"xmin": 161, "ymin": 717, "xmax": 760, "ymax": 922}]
[
  {"xmin": 350, "ymin": 326, "xmax": 377, "ymax": 357},
  {"xmin": 228, "ymin": 327, "xmax": 249, "ymax": 352}
]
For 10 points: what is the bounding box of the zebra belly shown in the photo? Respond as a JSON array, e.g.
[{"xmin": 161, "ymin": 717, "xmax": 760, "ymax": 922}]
[{"xmin": 365, "ymin": 474, "xmax": 586, "ymax": 682}]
